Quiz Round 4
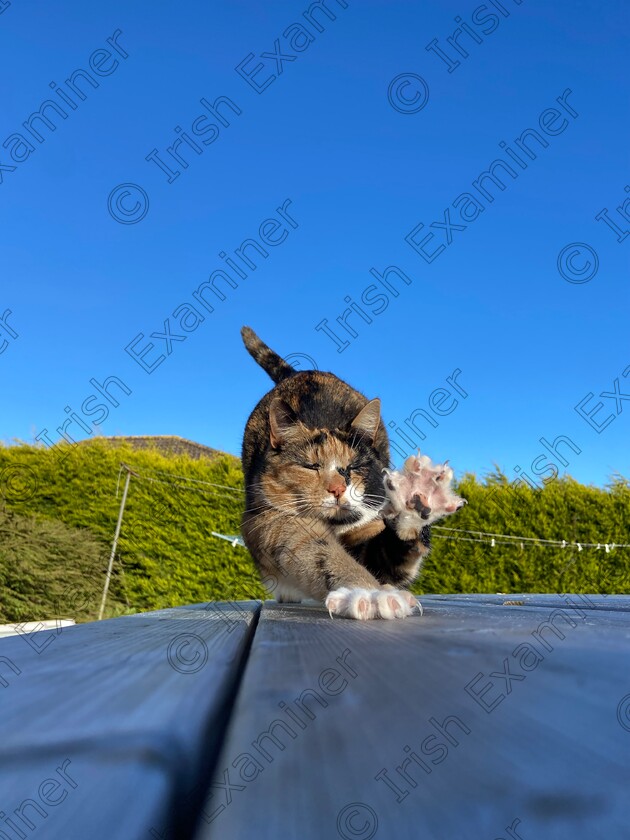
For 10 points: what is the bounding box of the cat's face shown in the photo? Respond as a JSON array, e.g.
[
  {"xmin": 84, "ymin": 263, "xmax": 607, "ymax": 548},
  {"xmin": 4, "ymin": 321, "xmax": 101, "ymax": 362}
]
[{"xmin": 260, "ymin": 398, "xmax": 387, "ymax": 530}]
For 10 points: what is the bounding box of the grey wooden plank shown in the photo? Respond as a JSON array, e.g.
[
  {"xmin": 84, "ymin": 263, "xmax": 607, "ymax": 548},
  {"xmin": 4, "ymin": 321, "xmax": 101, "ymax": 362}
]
[
  {"xmin": 0, "ymin": 601, "xmax": 260, "ymax": 840},
  {"xmin": 194, "ymin": 597, "xmax": 630, "ymax": 840},
  {"xmin": 1, "ymin": 756, "xmax": 173, "ymax": 840},
  {"xmin": 419, "ymin": 593, "xmax": 630, "ymax": 612}
]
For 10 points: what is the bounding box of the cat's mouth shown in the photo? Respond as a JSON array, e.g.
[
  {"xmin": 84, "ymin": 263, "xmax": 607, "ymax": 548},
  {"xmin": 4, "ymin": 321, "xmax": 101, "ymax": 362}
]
[{"xmin": 321, "ymin": 502, "xmax": 363, "ymax": 523}]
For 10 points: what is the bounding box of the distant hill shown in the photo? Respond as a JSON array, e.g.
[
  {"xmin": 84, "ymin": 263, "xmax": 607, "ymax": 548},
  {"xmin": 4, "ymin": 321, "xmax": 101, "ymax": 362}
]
[{"xmin": 0, "ymin": 438, "xmax": 628, "ymax": 623}]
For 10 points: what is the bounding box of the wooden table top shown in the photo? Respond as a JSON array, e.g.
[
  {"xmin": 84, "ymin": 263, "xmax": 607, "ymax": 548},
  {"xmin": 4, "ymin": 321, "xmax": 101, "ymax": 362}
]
[{"xmin": 1, "ymin": 594, "xmax": 629, "ymax": 840}]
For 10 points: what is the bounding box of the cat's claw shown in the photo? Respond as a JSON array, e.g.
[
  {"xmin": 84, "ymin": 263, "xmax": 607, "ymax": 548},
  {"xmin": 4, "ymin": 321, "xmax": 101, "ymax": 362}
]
[
  {"xmin": 383, "ymin": 451, "xmax": 466, "ymax": 540},
  {"xmin": 325, "ymin": 587, "xmax": 421, "ymax": 620}
]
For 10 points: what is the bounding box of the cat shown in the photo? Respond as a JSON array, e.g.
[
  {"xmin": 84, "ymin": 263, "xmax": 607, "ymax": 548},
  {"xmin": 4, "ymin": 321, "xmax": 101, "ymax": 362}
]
[{"xmin": 240, "ymin": 326, "xmax": 466, "ymax": 620}]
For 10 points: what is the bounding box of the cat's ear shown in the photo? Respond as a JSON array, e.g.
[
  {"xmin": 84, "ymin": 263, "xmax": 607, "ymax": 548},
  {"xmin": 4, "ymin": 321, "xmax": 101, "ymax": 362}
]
[
  {"xmin": 269, "ymin": 398, "xmax": 298, "ymax": 448},
  {"xmin": 350, "ymin": 398, "xmax": 381, "ymax": 441}
]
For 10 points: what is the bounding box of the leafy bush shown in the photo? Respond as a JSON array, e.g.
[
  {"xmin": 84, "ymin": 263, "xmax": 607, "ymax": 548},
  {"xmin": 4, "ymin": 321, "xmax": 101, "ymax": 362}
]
[
  {"xmin": 0, "ymin": 439, "xmax": 264, "ymax": 622},
  {"xmin": 0, "ymin": 440, "xmax": 628, "ymax": 623},
  {"xmin": 418, "ymin": 471, "xmax": 630, "ymax": 595},
  {"xmin": 0, "ymin": 508, "xmax": 127, "ymax": 622}
]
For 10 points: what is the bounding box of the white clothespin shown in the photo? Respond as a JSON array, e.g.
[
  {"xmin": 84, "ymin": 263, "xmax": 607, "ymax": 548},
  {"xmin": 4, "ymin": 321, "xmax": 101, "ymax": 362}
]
[
  {"xmin": 232, "ymin": 538, "xmax": 239, "ymax": 547},
  {"xmin": 596, "ymin": 544, "xmax": 601, "ymax": 550},
  {"xmin": 561, "ymin": 540, "xmax": 567, "ymax": 549},
  {"xmin": 520, "ymin": 542, "xmax": 524, "ymax": 550},
  {"xmin": 605, "ymin": 544, "xmax": 610, "ymax": 553},
  {"xmin": 577, "ymin": 543, "xmax": 582, "ymax": 552},
  {"xmin": 491, "ymin": 538, "xmax": 495, "ymax": 547}
]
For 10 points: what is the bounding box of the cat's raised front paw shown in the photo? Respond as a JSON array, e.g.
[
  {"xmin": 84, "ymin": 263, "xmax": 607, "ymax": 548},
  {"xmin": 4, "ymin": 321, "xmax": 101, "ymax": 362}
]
[
  {"xmin": 325, "ymin": 587, "xmax": 421, "ymax": 620},
  {"xmin": 383, "ymin": 451, "xmax": 466, "ymax": 539}
]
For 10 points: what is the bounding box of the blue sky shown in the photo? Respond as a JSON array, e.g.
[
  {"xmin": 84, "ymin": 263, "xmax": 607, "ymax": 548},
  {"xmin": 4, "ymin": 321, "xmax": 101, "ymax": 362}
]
[{"xmin": 1, "ymin": 0, "xmax": 628, "ymax": 487}]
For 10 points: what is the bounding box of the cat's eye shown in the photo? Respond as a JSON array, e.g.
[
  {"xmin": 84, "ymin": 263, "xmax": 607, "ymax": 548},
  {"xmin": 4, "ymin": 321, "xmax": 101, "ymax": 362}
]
[{"xmin": 300, "ymin": 462, "xmax": 320, "ymax": 470}]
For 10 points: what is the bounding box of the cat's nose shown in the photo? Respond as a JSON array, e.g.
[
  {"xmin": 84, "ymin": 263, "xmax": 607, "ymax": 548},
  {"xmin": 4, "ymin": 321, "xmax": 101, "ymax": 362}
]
[{"xmin": 327, "ymin": 479, "xmax": 346, "ymax": 499}]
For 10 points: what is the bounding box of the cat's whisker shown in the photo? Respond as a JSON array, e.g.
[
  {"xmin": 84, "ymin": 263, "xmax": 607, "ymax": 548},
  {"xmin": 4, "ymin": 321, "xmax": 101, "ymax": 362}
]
[
  {"xmin": 245, "ymin": 502, "xmax": 306, "ymax": 520},
  {"xmin": 244, "ymin": 498, "xmax": 298, "ymax": 512},
  {"xmin": 245, "ymin": 498, "xmax": 317, "ymax": 522},
  {"xmin": 244, "ymin": 512, "xmax": 296, "ymax": 539},
  {"xmin": 245, "ymin": 488, "xmax": 315, "ymax": 509},
  {"xmin": 246, "ymin": 511, "xmax": 319, "ymax": 541},
  {"xmin": 243, "ymin": 505, "xmax": 305, "ymax": 525}
]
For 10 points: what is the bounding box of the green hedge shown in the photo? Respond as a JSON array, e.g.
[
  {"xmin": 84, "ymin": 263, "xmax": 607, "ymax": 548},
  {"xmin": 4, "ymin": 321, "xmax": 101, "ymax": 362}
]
[
  {"xmin": 0, "ymin": 440, "xmax": 264, "ymax": 622},
  {"xmin": 0, "ymin": 508, "xmax": 128, "ymax": 622},
  {"xmin": 0, "ymin": 440, "xmax": 628, "ymax": 622},
  {"xmin": 419, "ymin": 472, "xmax": 630, "ymax": 596}
]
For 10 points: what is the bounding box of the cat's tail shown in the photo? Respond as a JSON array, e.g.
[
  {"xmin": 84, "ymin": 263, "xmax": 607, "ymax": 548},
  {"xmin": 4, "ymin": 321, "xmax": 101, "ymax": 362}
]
[{"xmin": 241, "ymin": 326, "xmax": 296, "ymax": 383}]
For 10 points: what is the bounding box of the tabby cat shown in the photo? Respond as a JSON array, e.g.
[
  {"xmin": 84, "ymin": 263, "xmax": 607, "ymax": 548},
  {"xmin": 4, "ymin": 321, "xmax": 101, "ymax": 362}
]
[{"xmin": 240, "ymin": 327, "xmax": 466, "ymax": 620}]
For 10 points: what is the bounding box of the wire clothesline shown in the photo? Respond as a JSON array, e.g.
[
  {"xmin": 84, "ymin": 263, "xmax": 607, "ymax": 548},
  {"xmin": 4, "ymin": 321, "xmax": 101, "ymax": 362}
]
[
  {"xmin": 122, "ymin": 465, "xmax": 630, "ymax": 551},
  {"xmin": 95, "ymin": 462, "xmax": 628, "ymax": 620},
  {"xmin": 133, "ymin": 473, "xmax": 245, "ymax": 499},
  {"xmin": 210, "ymin": 530, "xmax": 630, "ymax": 552},
  {"xmin": 133, "ymin": 466, "xmax": 246, "ymax": 495},
  {"xmin": 431, "ymin": 526, "xmax": 630, "ymax": 550}
]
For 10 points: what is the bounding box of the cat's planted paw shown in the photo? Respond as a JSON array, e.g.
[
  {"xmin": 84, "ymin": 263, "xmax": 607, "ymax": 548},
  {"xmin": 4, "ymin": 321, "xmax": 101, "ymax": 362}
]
[
  {"xmin": 325, "ymin": 587, "xmax": 421, "ymax": 620},
  {"xmin": 383, "ymin": 451, "xmax": 466, "ymax": 539}
]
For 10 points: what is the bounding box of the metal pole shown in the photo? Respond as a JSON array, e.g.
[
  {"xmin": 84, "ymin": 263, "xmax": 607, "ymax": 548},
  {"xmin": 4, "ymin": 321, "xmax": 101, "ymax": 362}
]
[{"xmin": 99, "ymin": 465, "xmax": 132, "ymax": 621}]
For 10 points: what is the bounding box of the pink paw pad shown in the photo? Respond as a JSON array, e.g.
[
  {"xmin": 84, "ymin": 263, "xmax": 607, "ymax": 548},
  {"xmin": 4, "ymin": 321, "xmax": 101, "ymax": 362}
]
[{"xmin": 383, "ymin": 451, "xmax": 466, "ymax": 527}]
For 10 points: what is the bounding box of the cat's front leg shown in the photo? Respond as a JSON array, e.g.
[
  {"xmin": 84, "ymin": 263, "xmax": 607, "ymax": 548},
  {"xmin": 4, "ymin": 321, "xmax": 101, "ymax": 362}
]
[
  {"xmin": 309, "ymin": 534, "xmax": 420, "ymax": 620},
  {"xmin": 383, "ymin": 452, "xmax": 467, "ymax": 541},
  {"xmin": 245, "ymin": 514, "xmax": 419, "ymax": 620}
]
